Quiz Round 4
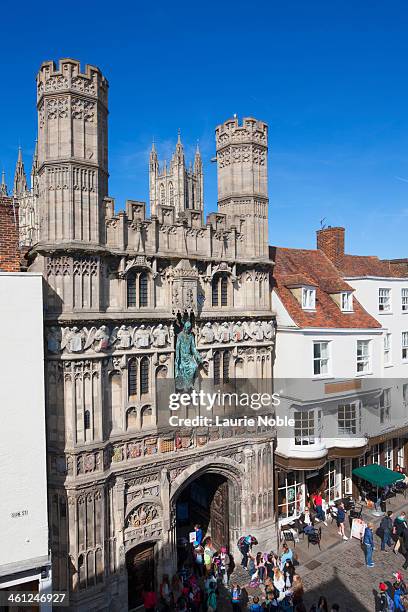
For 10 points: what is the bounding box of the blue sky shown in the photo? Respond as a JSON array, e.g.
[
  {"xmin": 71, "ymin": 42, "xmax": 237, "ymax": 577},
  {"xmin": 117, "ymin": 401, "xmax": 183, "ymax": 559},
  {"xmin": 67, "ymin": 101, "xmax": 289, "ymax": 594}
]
[{"xmin": 1, "ymin": 0, "xmax": 407, "ymax": 258}]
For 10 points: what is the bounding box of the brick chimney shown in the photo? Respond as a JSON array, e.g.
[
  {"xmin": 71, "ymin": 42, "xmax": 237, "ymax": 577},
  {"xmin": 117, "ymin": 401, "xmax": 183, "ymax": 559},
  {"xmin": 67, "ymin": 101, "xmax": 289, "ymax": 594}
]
[
  {"xmin": 0, "ymin": 196, "xmax": 20, "ymax": 272},
  {"xmin": 316, "ymin": 226, "xmax": 345, "ymax": 269}
]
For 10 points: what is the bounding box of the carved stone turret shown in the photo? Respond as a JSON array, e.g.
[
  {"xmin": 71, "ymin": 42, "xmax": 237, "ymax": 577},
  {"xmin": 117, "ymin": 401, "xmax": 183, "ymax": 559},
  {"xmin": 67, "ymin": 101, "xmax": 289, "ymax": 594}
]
[
  {"xmin": 36, "ymin": 58, "xmax": 109, "ymax": 245},
  {"xmin": 215, "ymin": 117, "xmax": 269, "ymax": 259}
]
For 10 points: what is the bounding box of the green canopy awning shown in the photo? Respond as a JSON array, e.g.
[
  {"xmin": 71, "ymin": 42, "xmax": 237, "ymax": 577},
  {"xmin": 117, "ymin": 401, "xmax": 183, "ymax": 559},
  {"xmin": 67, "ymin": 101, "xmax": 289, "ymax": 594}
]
[{"xmin": 352, "ymin": 464, "xmax": 405, "ymax": 488}]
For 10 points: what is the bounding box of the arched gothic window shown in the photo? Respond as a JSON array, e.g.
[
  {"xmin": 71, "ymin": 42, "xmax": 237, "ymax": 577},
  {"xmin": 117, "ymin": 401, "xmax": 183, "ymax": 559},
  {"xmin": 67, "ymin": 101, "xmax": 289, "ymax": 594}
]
[
  {"xmin": 84, "ymin": 410, "xmax": 91, "ymax": 430},
  {"xmin": 169, "ymin": 182, "xmax": 174, "ymax": 206},
  {"xmin": 160, "ymin": 183, "xmax": 165, "ymax": 205},
  {"xmin": 140, "ymin": 357, "xmax": 150, "ymax": 395},
  {"xmin": 127, "ymin": 270, "xmax": 149, "ymax": 308},
  {"xmin": 127, "ymin": 272, "xmax": 137, "ymax": 307},
  {"xmin": 212, "ymin": 273, "xmax": 229, "ymax": 307},
  {"xmin": 128, "ymin": 358, "xmax": 137, "ymax": 397},
  {"xmin": 139, "ymin": 272, "xmax": 148, "ymax": 307},
  {"xmin": 213, "ymin": 350, "xmax": 230, "ymax": 385}
]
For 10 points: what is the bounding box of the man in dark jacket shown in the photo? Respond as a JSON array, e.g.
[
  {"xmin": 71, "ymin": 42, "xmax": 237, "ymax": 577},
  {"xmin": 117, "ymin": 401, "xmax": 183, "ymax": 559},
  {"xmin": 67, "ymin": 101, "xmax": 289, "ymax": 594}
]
[
  {"xmin": 380, "ymin": 511, "xmax": 393, "ymax": 551},
  {"xmin": 401, "ymin": 527, "xmax": 408, "ymax": 569}
]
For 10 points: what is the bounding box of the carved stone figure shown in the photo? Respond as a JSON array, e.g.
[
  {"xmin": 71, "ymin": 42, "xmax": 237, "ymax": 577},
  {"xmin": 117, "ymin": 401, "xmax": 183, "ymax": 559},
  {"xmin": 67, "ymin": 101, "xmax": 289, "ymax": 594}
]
[
  {"xmin": 217, "ymin": 321, "xmax": 231, "ymax": 343},
  {"xmin": 200, "ymin": 321, "xmax": 215, "ymax": 344},
  {"xmin": 116, "ymin": 325, "xmax": 132, "ymax": 348},
  {"xmin": 175, "ymin": 321, "xmax": 202, "ymax": 391},
  {"xmin": 152, "ymin": 324, "xmax": 168, "ymax": 347},
  {"xmin": 261, "ymin": 320, "xmax": 274, "ymax": 340},
  {"xmin": 232, "ymin": 320, "xmax": 244, "ymax": 342},
  {"xmin": 133, "ymin": 325, "xmax": 151, "ymax": 349},
  {"xmin": 251, "ymin": 320, "xmax": 264, "ymax": 341},
  {"xmin": 61, "ymin": 327, "xmax": 85, "ymax": 353}
]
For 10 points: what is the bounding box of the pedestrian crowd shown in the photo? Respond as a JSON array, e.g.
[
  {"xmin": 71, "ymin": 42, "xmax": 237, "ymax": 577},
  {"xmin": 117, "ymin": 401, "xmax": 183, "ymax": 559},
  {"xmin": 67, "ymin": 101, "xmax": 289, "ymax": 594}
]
[{"xmin": 237, "ymin": 535, "xmax": 340, "ymax": 611}]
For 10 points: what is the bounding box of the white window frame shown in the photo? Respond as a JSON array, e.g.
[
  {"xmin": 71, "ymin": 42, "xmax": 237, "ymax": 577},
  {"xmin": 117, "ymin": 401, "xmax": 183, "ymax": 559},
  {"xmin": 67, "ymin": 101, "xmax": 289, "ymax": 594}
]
[
  {"xmin": 402, "ymin": 288, "xmax": 408, "ymax": 312},
  {"xmin": 385, "ymin": 440, "xmax": 393, "ymax": 470},
  {"xmin": 277, "ymin": 471, "xmax": 304, "ymax": 522},
  {"xmin": 356, "ymin": 339, "xmax": 371, "ymax": 374},
  {"xmin": 403, "ymin": 384, "xmax": 408, "ymax": 409},
  {"xmin": 342, "ymin": 459, "xmax": 353, "ymax": 496},
  {"xmin": 302, "ymin": 287, "xmax": 316, "ymax": 310},
  {"xmin": 379, "ymin": 288, "xmax": 392, "ymax": 312},
  {"xmin": 338, "ymin": 402, "xmax": 358, "ymax": 435},
  {"xmin": 380, "ymin": 388, "xmax": 391, "ymax": 424},
  {"xmin": 384, "ymin": 333, "xmax": 392, "ymax": 366},
  {"xmin": 371, "ymin": 444, "xmax": 380, "ymax": 465},
  {"xmin": 313, "ymin": 341, "xmax": 330, "ymax": 376},
  {"xmin": 397, "ymin": 439, "xmax": 405, "ymax": 468},
  {"xmin": 324, "ymin": 460, "xmax": 342, "ymax": 504},
  {"xmin": 294, "ymin": 409, "xmax": 321, "ymax": 446},
  {"xmin": 341, "ymin": 292, "xmax": 353, "ymax": 312},
  {"xmin": 402, "ymin": 332, "xmax": 408, "ymax": 361}
]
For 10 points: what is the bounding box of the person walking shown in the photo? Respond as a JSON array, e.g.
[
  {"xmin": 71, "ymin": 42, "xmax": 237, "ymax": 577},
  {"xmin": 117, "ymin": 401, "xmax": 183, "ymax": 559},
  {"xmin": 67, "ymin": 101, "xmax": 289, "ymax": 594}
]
[
  {"xmin": 219, "ymin": 547, "xmax": 230, "ymax": 586},
  {"xmin": 193, "ymin": 524, "xmax": 203, "ymax": 546},
  {"xmin": 230, "ymin": 584, "xmax": 242, "ymax": 612},
  {"xmin": 380, "ymin": 511, "xmax": 393, "ymax": 552},
  {"xmin": 291, "ymin": 575, "xmax": 305, "ymax": 608},
  {"xmin": 249, "ymin": 596, "xmax": 263, "ymax": 612},
  {"xmin": 378, "ymin": 583, "xmax": 394, "ymax": 611},
  {"xmin": 393, "ymin": 511, "xmax": 408, "ymax": 554},
  {"xmin": 238, "ymin": 536, "xmax": 250, "ymax": 569},
  {"xmin": 393, "ymin": 580, "xmax": 405, "ymax": 611},
  {"xmin": 141, "ymin": 583, "xmax": 157, "ymax": 612},
  {"xmin": 203, "ymin": 538, "xmax": 215, "ymax": 575},
  {"xmin": 159, "ymin": 575, "xmax": 172, "ymax": 610},
  {"xmin": 363, "ymin": 522, "xmax": 375, "ymax": 567},
  {"xmin": 283, "ymin": 559, "xmax": 295, "ymax": 588},
  {"xmin": 280, "ymin": 543, "xmax": 294, "ymax": 568},
  {"xmin": 314, "ymin": 492, "xmax": 327, "ymax": 525},
  {"xmin": 255, "ymin": 552, "xmax": 266, "ymax": 583},
  {"xmin": 401, "ymin": 526, "xmax": 408, "ymax": 569},
  {"xmin": 336, "ymin": 503, "xmax": 348, "ymax": 540},
  {"xmin": 207, "ymin": 583, "xmax": 217, "ymax": 612}
]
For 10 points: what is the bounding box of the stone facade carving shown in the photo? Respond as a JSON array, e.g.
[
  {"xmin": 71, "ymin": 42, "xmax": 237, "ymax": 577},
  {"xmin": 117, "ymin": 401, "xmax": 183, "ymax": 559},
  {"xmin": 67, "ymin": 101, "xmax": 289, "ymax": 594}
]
[{"xmin": 21, "ymin": 58, "xmax": 276, "ymax": 611}]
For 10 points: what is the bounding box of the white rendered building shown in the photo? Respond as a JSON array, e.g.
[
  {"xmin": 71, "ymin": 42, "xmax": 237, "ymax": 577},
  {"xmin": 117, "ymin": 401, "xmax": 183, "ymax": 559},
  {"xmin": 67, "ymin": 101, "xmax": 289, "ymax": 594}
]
[
  {"xmin": 0, "ymin": 273, "xmax": 52, "ymax": 608},
  {"xmin": 271, "ymin": 227, "xmax": 408, "ymax": 524}
]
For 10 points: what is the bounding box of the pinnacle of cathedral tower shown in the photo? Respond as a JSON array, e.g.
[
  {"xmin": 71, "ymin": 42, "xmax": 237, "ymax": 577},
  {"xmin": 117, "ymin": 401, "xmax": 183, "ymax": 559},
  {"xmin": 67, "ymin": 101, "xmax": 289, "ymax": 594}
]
[
  {"xmin": 194, "ymin": 142, "xmax": 202, "ymax": 172},
  {"xmin": 0, "ymin": 170, "xmax": 7, "ymax": 196},
  {"xmin": 174, "ymin": 129, "xmax": 184, "ymax": 162},
  {"xmin": 13, "ymin": 147, "xmax": 28, "ymax": 196},
  {"xmin": 149, "ymin": 140, "xmax": 158, "ymax": 170}
]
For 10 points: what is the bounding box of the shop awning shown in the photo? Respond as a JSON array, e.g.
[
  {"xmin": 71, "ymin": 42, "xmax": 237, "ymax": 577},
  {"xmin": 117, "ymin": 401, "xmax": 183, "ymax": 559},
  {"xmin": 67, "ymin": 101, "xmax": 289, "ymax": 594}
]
[{"xmin": 352, "ymin": 464, "xmax": 405, "ymax": 488}]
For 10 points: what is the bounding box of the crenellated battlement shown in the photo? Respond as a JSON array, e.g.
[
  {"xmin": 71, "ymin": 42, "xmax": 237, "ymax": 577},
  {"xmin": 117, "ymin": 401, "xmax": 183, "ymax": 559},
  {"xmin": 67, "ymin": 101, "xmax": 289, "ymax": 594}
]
[
  {"xmin": 215, "ymin": 116, "xmax": 268, "ymax": 149},
  {"xmin": 36, "ymin": 58, "xmax": 108, "ymax": 106}
]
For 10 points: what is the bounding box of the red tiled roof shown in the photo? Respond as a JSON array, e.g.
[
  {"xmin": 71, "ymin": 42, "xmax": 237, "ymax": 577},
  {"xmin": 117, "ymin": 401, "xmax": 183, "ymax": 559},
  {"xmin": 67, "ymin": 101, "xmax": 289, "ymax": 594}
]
[
  {"xmin": 270, "ymin": 246, "xmax": 381, "ymax": 329},
  {"xmin": 341, "ymin": 255, "xmax": 408, "ymax": 278},
  {"xmin": 281, "ymin": 273, "xmax": 317, "ymax": 288},
  {"xmin": 319, "ymin": 277, "xmax": 354, "ymax": 293}
]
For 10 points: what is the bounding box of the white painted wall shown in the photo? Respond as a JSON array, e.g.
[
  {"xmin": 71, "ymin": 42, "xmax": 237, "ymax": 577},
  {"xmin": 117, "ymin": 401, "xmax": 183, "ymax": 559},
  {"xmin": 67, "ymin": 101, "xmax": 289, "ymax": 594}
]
[
  {"xmin": 346, "ymin": 276, "xmax": 408, "ymax": 378},
  {"xmin": 272, "ymin": 286, "xmax": 405, "ymax": 461},
  {"xmin": 0, "ymin": 273, "xmax": 49, "ymax": 569}
]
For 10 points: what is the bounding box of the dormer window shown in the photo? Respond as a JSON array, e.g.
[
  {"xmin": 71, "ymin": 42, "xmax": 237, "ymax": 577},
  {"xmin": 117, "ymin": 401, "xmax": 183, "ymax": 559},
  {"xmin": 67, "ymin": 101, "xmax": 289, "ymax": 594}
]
[
  {"xmin": 302, "ymin": 287, "xmax": 316, "ymax": 310},
  {"xmin": 341, "ymin": 292, "xmax": 353, "ymax": 312}
]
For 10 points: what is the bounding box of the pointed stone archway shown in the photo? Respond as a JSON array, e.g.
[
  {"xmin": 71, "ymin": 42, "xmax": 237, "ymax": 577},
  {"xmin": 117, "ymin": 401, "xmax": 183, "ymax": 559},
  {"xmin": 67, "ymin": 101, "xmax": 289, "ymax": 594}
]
[{"xmin": 169, "ymin": 457, "xmax": 246, "ymax": 567}]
